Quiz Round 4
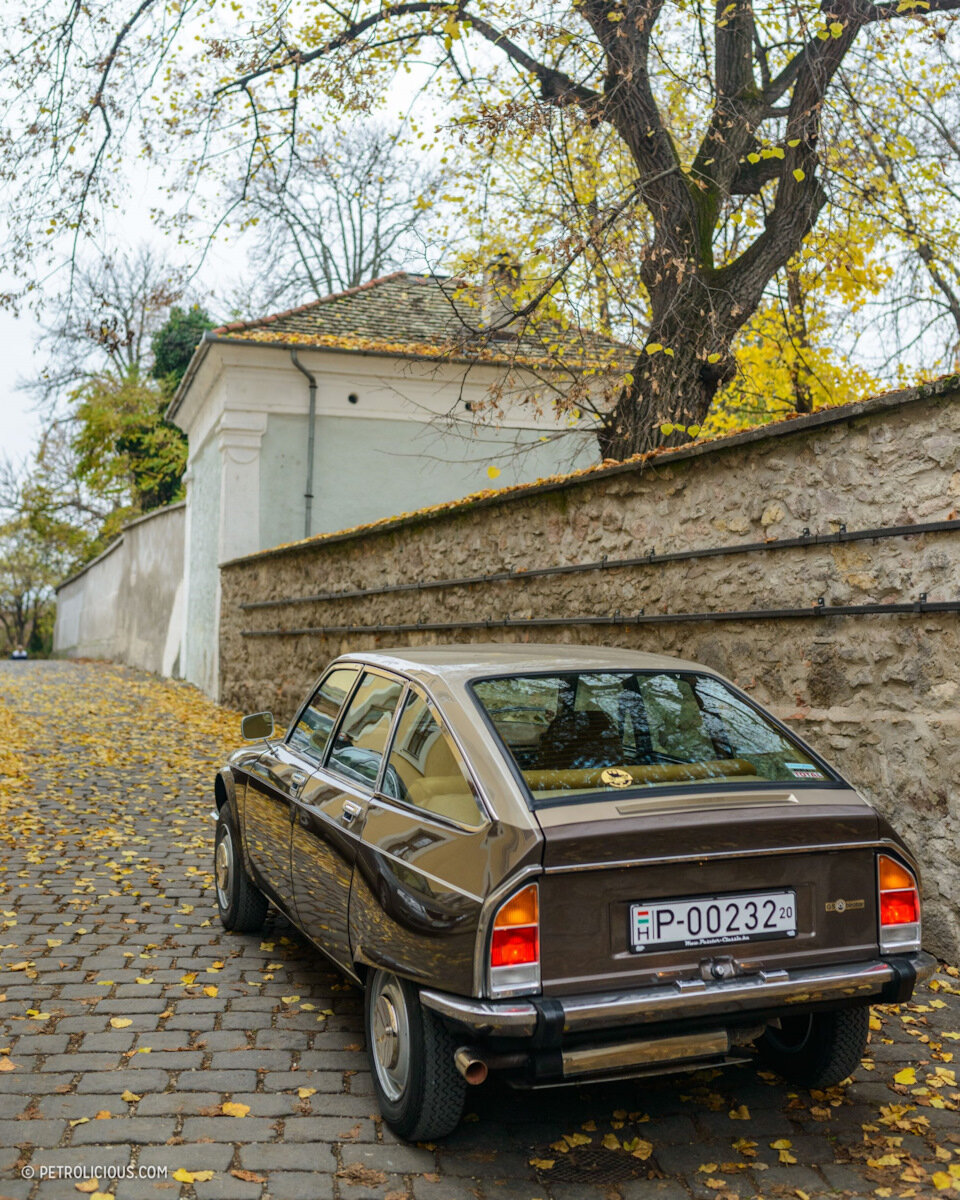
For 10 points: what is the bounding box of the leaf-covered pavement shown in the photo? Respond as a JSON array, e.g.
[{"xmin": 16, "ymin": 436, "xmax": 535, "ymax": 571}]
[{"xmin": 1, "ymin": 660, "xmax": 959, "ymax": 1200}]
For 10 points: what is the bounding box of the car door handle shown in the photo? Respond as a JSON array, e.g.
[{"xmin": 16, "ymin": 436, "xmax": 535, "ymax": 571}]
[
  {"xmin": 290, "ymin": 771, "xmax": 307, "ymax": 790},
  {"xmin": 341, "ymin": 800, "xmax": 362, "ymax": 825}
]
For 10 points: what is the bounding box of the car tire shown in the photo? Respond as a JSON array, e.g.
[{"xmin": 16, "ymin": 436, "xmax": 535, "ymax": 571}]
[
  {"xmin": 364, "ymin": 968, "xmax": 467, "ymax": 1141},
  {"xmin": 214, "ymin": 804, "xmax": 268, "ymax": 932},
  {"xmin": 757, "ymin": 1005, "xmax": 870, "ymax": 1087}
]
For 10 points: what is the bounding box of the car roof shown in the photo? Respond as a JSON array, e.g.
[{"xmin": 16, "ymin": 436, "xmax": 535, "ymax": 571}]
[{"xmin": 340, "ymin": 642, "xmax": 715, "ymax": 685}]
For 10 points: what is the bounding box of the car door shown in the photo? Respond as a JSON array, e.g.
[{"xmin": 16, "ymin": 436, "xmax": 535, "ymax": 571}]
[
  {"xmin": 291, "ymin": 669, "xmax": 405, "ymax": 973},
  {"xmin": 349, "ymin": 685, "xmax": 492, "ymax": 994},
  {"xmin": 243, "ymin": 665, "xmax": 360, "ymax": 913}
]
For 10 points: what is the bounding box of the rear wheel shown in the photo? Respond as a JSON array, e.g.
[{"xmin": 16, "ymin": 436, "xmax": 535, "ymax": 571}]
[
  {"xmin": 757, "ymin": 1006, "xmax": 870, "ymax": 1087},
  {"xmin": 364, "ymin": 969, "xmax": 466, "ymax": 1141},
  {"xmin": 214, "ymin": 804, "xmax": 268, "ymax": 932}
]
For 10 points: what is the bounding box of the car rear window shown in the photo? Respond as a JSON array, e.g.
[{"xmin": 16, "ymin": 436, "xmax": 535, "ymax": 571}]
[{"xmin": 470, "ymin": 670, "xmax": 836, "ymax": 804}]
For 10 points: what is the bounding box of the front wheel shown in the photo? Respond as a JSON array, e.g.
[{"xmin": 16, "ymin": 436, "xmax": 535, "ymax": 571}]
[
  {"xmin": 214, "ymin": 805, "xmax": 268, "ymax": 932},
  {"xmin": 364, "ymin": 969, "xmax": 467, "ymax": 1141},
  {"xmin": 756, "ymin": 1006, "xmax": 870, "ymax": 1087}
]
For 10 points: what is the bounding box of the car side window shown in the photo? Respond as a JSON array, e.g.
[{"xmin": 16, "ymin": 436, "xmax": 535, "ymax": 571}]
[
  {"xmin": 382, "ymin": 689, "xmax": 485, "ymax": 827},
  {"xmin": 288, "ymin": 667, "xmax": 359, "ymax": 763},
  {"xmin": 326, "ymin": 672, "xmax": 405, "ymax": 788}
]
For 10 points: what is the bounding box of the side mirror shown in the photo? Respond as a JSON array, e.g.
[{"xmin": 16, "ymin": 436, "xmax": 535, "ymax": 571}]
[{"xmin": 241, "ymin": 711, "xmax": 275, "ymax": 741}]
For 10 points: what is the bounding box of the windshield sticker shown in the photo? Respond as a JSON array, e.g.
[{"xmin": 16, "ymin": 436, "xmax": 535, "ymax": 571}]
[
  {"xmin": 601, "ymin": 767, "xmax": 634, "ymax": 788},
  {"xmin": 785, "ymin": 762, "xmax": 825, "ymax": 780}
]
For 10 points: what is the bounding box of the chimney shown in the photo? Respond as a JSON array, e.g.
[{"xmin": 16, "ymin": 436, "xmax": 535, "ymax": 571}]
[{"xmin": 481, "ymin": 254, "xmax": 520, "ymax": 335}]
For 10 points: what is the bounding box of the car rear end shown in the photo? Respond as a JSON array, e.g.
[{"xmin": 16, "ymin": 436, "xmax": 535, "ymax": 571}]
[{"xmin": 421, "ymin": 661, "xmax": 935, "ymax": 1089}]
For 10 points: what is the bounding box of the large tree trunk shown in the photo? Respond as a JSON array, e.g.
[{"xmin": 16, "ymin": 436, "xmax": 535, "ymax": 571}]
[{"xmin": 597, "ymin": 277, "xmax": 739, "ymax": 459}]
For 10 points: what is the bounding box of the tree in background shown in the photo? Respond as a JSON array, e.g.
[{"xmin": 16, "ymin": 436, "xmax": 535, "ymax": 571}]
[
  {"xmin": 25, "ymin": 246, "xmax": 187, "ymax": 405},
  {"xmin": 0, "ymin": 468, "xmax": 85, "ymax": 654},
  {"xmin": 237, "ymin": 123, "xmax": 443, "ymax": 312},
  {"xmin": 5, "ymin": 3, "xmax": 960, "ymax": 457},
  {"xmin": 0, "ymin": 252, "xmax": 211, "ymax": 595},
  {"xmin": 151, "ymin": 305, "xmax": 215, "ymax": 385},
  {"xmin": 70, "ymin": 369, "xmax": 189, "ymax": 519}
]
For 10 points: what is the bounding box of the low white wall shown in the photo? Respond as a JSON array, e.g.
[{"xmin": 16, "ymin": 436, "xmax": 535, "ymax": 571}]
[{"xmin": 54, "ymin": 503, "xmax": 186, "ymax": 677}]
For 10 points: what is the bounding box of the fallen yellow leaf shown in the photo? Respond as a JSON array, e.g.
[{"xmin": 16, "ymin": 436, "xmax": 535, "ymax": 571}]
[
  {"xmin": 297, "ymin": 1087, "xmax": 316, "ymax": 1099},
  {"xmin": 222, "ymin": 1101, "xmax": 250, "ymax": 1118},
  {"xmin": 109, "ymin": 1018, "xmax": 131, "ymax": 1029},
  {"xmin": 564, "ymin": 1132, "xmax": 592, "ymax": 1148},
  {"xmin": 895, "ymin": 1067, "xmax": 917, "ymax": 1085},
  {"xmin": 172, "ymin": 1170, "xmax": 215, "ymax": 1184}
]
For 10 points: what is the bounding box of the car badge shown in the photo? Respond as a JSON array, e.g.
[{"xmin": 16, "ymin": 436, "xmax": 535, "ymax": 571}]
[
  {"xmin": 825, "ymin": 898, "xmax": 865, "ymax": 912},
  {"xmin": 601, "ymin": 767, "xmax": 633, "ymax": 788}
]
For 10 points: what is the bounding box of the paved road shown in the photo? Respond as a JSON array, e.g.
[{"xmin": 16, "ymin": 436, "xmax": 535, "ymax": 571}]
[{"xmin": 1, "ymin": 661, "xmax": 959, "ymax": 1200}]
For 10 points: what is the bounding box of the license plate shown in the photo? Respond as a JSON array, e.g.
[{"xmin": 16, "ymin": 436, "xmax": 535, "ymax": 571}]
[{"xmin": 630, "ymin": 890, "xmax": 797, "ymax": 953}]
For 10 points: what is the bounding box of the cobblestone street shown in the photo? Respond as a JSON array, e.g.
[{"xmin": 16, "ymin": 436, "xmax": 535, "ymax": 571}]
[{"xmin": 1, "ymin": 660, "xmax": 959, "ymax": 1200}]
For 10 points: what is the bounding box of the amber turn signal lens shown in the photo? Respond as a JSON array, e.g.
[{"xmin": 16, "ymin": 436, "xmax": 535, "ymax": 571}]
[
  {"xmin": 494, "ymin": 883, "xmax": 538, "ymax": 928},
  {"xmin": 879, "ymin": 855, "xmax": 915, "ymax": 892}
]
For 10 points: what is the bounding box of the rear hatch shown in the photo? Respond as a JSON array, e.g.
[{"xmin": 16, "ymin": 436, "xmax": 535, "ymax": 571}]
[{"xmin": 534, "ymin": 786, "xmax": 881, "ymax": 996}]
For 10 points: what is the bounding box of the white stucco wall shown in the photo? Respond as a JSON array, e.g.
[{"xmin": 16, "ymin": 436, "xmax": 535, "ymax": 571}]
[
  {"xmin": 172, "ymin": 340, "xmax": 602, "ymax": 699},
  {"xmin": 179, "ymin": 434, "xmax": 222, "ymax": 698},
  {"xmin": 53, "ymin": 503, "xmax": 186, "ymax": 675}
]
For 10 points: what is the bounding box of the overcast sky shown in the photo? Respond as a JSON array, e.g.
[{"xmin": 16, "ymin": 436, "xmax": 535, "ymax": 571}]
[
  {"xmin": 0, "ymin": 46, "xmax": 439, "ymax": 472},
  {"xmin": 0, "ymin": 307, "xmax": 46, "ymax": 464}
]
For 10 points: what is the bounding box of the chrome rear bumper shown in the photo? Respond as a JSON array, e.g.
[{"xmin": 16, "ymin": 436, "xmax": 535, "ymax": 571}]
[{"xmin": 421, "ymin": 951, "xmax": 938, "ymax": 1038}]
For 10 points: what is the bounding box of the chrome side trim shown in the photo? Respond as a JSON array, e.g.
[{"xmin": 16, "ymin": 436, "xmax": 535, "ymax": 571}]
[
  {"xmin": 420, "ymin": 989, "xmax": 538, "ymax": 1036},
  {"xmin": 542, "ymin": 837, "xmax": 905, "ymax": 873},
  {"xmin": 422, "ymin": 952, "xmax": 938, "ymax": 1038},
  {"xmin": 562, "ymin": 1029, "xmax": 729, "ymax": 1077}
]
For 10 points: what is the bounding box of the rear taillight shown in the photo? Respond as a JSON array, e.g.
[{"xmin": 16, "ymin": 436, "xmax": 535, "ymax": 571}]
[
  {"xmin": 878, "ymin": 854, "xmax": 921, "ymax": 952},
  {"xmin": 489, "ymin": 883, "xmax": 540, "ymax": 997}
]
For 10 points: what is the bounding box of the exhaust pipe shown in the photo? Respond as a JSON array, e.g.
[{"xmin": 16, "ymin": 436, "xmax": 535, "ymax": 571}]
[{"xmin": 454, "ymin": 1046, "xmax": 488, "ymax": 1085}]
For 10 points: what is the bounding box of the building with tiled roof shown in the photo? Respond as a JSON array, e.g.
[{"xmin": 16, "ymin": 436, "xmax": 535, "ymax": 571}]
[
  {"xmin": 207, "ymin": 270, "xmax": 626, "ymax": 369},
  {"xmin": 166, "ymin": 271, "xmax": 626, "ymax": 696}
]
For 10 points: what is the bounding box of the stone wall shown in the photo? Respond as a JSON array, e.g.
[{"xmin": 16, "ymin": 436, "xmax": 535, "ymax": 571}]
[
  {"xmin": 220, "ymin": 380, "xmax": 960, "ymax": 959},
  {"xmin": 54, "ymin": 503, "xmax": 185, "ymax": 677}
]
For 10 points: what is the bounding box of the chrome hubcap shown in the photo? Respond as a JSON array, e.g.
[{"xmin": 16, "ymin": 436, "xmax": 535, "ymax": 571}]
[
  {"xmin": 215, "ymin": 827, "xmax": 234, "ymax": 911},
  {"xmin": 370, "ymin": 974, "xmax": 410, "ymax": 1102}
]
